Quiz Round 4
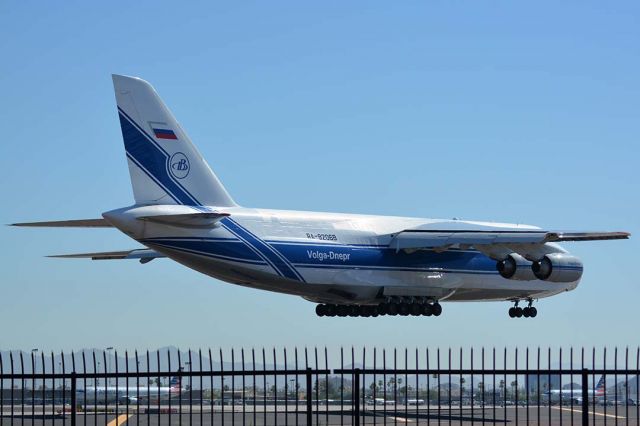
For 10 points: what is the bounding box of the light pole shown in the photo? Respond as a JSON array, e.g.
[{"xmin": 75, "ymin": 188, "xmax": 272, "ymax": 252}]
[
  {"xmin": 106, "ymin": 347, "xmax": 114, "ymax": 385},
  {"xmin": 31, "ymin": 350, "xmax": 38, "ymax": 391},
  {"xmin": 97, "ymin": 361, "xmax": 101, "ymax": 386}
]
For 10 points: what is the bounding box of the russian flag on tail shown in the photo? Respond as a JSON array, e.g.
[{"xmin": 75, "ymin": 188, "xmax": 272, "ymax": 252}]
[{"xmin": 149, "ymin": 121, "xmax": 177, "ymax": 140}]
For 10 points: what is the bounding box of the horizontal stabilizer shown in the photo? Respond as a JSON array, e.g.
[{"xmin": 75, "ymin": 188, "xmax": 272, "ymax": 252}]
[
  {"xmin": 11, "ymin": 219, "xmax": 113, "ymax": 228},
  {"xmin": 48, "ymin": 249, "xmax": 164, "ymax": 263},
  {"xmin": 137, "ymin": 212, "xmax": 230, "ymax": 228}
]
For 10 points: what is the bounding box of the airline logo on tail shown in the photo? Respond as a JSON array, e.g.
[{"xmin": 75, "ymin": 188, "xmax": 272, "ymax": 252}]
[
  {"xmin": 169, "ymin": 152, "xmax": 190, "ymax": 179},
  {"xmin": 595, "ymin": 375, "xmax": 606, "ymax": 396},
  {"xmin": 169, "ymin": 375, "xmax": 182, "ymax": 394}
]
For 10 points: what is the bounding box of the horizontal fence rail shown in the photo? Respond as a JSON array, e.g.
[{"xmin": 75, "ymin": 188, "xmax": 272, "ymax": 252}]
[{"xmin": 0, "ymin": 347, "xmax": 638, "ymax": 425}]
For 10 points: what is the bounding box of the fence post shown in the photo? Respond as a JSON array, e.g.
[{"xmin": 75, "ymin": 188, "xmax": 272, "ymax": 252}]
[
  {"xmin": 581, "ymin": 368, "xmax": 589, "ymax": 426},
  {"xmin": 306, "ymin": 367, "xmax": 313, "ymax": 425},
  {"xmin": 354, "ymin": 368, "xmax": 361, "ymax": 426},
  {"xmin": 70, "ymin": 371, "xmax": 77, "ymax": 426}
]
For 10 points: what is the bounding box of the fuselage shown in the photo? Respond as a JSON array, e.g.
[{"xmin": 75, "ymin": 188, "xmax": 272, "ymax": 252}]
[
  {"xmin": 78, "ymin": 385, "xmax": 180, "ymax": 402},
  {"xmin": 103, "ymin": 205, "xmax": 581, "ymax": 305}
]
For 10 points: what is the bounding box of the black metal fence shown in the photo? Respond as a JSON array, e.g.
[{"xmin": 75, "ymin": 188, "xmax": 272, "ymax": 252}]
[{"xmin": 0, "ymin": 347, "xmax": 638, "ymax": 425}]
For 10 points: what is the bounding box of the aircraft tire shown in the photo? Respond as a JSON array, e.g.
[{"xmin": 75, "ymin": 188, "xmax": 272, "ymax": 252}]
[
  {"xmin": 410, "ymin": 303, "xmax": 422, "ymax": 316},
  {"xmin": 422, "ymin": 304, "xmax": 433, "ymax": 316},
  {"xmin": 514, "ymin": 307, "xmax": 523, "ymax": 318},
  {"xmin": 348, "ymin": 305, "xmax": 360, "ymax": 317},
  {"xmin": 316, "ymin": 304, "xmax": 326, "ymax": 317},
  {"xmin": 529, "ymin": 307, "xmax": 537, "ymax": 318},
  {"xmin": 432, "ymin": 302, "xmax": 443, "ymax": 316},
  {"xmin": 522, "ymin": 307, "xmax": 531, "ymax": 317},
  {"xmin": 325, "ymin": 304, "xmax": 336, "ymax": 317},
  {"xmin": 508, "ymin": 307, "xmax": 516, "ymax": 318},
  {"xmin": 398, "ymin": 303, "xmax": 411, "ymax": 316},
  {"xmin": 376, "ymin": 303, "xmax": 388, "ymax": 315},
  {"xmin": 387, "ymin": 303, "xmax": 399, "ymax": 316},
  {"xmin": 337, "ymin": 305, "xmax": 349, "ymax": 317}
]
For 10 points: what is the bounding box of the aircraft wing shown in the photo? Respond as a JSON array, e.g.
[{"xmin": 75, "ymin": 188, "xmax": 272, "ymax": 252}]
[
  {"xmin": 11, "ymin": 218, "xmax": 112, "ymax": 227},
  {"xmin": 48, "ymin": 248, "xmax": 165, "ymax": 263},
  {"xmin": 389, "ymin": 230, "xmax": 630, "ymax": 251}
]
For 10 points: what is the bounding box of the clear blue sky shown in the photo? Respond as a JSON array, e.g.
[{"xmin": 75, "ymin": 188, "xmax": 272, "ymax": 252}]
[{"xmin": 1, "ymin": 1, "xmax": 638, "ymax": 354}]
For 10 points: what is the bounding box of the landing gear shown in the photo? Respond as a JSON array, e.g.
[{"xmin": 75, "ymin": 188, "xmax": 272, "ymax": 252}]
[
  {"xmin": 315, "ymin": 298, "xmax": 443, "ymax": 318},
  {"xmin": 508, "ymin": 300, "xmax": 537, "ymax": 319}
]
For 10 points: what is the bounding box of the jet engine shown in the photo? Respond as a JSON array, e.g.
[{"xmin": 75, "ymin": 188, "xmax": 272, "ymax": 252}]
[
  {"xmin": 496, "ymin": 254, "xmax": 535, "ymax": 280},
  {"xmin": 531, "ymin": 253, "xmax": 583, "ymax": 282}
]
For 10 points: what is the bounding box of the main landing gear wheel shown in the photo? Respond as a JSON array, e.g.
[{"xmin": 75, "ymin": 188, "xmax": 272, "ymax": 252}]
[
  {"xmin": 398, "ymin": 303, "xmax": 411, "ymax": 316},
  {"xmin": 422, "ymin": 304, "xmax": 433, "ymax": 316},
  {"xmin": 315, "ymin": 300, "xmax": 444, "ymax": 318},
  {"xmin": 410, "ymin": 303, "xmax": 422, "ymax": 316},
  {"xmin": 387, "ymin": 303, "xmax": 399, "ymax": 316},
  {"xmin": 431, "ymin": 302, "xmax": 442, "ymax": 317}
]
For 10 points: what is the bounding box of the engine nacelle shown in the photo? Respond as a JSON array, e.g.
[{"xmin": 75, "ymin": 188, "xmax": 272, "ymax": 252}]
[
  {"xmin": 496, "ymin": 254, "xmax": 536, "ymax": 281},
  {"xmin": 532, "ymin": 253, "xmax": 583, "ymax": 282}
]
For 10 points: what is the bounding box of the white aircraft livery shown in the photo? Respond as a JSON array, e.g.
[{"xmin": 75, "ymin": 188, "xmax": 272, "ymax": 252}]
[
  {"xmin": 78, "ymin": 374, "xmax": 183, "ymax": 403},
  {"xmin": 546, "ymin": 376, "xmax": 606, "ymax": 403},
  {"xmin": 13, "ymin": 75, "xmax": 630, "ymax": 318}
]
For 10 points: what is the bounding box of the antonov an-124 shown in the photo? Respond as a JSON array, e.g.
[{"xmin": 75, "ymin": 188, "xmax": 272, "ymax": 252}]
[{"xmin": 13, "ymin": 75, "xmax": 630, "ymax": 319}]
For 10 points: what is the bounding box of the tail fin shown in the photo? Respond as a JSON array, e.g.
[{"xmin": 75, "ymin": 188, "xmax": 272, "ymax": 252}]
[
  {"xmin": 169, "ymin": 370, "xmax": 182, "ymax": 392},
  {"xmin": 595, "ymin": 375, "xmax": 605, "ymax": 395},
  {"xmin": 112, "ymin": 74, "xmax": 236, "ymax": 207}
]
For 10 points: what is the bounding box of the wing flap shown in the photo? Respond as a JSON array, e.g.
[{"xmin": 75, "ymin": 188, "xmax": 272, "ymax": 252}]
[
  {"xmin": 11, "ymin": 219, "xmax": 112, "ymax": 228},
  {"xmin": 48, "ymin": 248, "xmax": 164, "ymax": 262}
]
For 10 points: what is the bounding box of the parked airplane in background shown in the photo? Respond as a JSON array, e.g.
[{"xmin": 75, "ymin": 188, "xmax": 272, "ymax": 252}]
[
  {"xmin": 78, "ymin": 373, "xmax": 183, "ymax": 403},
  {"xmin": 13, "ymin": 75, "xmax": 630, "ymax": 318},
  {"xmin": 546, "ymin": 376, "xmax": 606, "ymax": 403}
]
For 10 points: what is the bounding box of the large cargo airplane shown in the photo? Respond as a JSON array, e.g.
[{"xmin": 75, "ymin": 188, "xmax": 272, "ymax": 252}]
[{"xmin": 13, "ymin": 75, "xmax": 630, "ymax": 318}]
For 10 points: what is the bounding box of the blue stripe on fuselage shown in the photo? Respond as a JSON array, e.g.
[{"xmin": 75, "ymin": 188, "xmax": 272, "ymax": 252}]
[
  {"xmin": 221, "ymin": 218, "xmax": 305, "ymax": 281},
  {"xmin": 142, "ymin": 237, "xmax": 505, "ymax": 273},
  {"xmin": 144, "ymin": 237, "xmax": 583, "ymax": 275}
]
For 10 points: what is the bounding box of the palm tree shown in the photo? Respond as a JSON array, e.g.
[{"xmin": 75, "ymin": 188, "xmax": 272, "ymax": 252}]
[{"xmin": 460, "ymin": 377, "xmax": 466, "ymax": 401}]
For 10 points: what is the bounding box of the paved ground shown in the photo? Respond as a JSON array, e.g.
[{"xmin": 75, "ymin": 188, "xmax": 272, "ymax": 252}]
[{"xmin": 1, "ymin": 405, "xmax": 638, "ymax": 425}]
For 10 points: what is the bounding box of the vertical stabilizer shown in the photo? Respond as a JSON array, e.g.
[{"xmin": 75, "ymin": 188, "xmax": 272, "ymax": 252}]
[{"xmin": 112, "ymin": 74, "xmax": 236, "ymax": 207}]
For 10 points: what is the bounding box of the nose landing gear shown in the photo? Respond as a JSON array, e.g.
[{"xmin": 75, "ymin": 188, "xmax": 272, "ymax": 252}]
[{"xmin": 508, "ymin": 300, "xmax": 537, "ymax": 319}]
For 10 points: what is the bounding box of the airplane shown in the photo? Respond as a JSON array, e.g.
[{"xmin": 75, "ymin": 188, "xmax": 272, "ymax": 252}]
[
  {"xmin": 13, "ymin": 75, "xmax": 630, "ymax": 319},
  {"xmin": 546, "ymin": 375, "xmax": 606, "ymax": 403},
  {"xmin": 78, "ymin": 373, "xmax": 183, "ymax": 404}
]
